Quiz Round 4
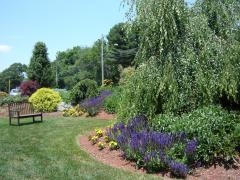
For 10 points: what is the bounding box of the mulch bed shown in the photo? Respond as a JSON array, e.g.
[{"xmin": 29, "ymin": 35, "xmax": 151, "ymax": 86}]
[
  {"xmin": 78, "ymin": 134, "xmax": 240, "ymax": 180},
  {"xmin": 0, "ymin": 106, "xmax": 114, "ymax": 120},
  {"xmin": 0, "ymin": 105, "xmax": 8, "ymax": 117}
]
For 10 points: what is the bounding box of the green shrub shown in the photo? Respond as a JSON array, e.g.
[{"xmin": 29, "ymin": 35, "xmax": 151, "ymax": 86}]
[
  {"xmin": 0, "ymin": 95, "xmax": 28, "ymax": 106},
  {"xmin": 55, "ymin": 89, "xmax": 71, "ymax": 104},
  {"xmin": 152, "ymin": 106, "xmax": 240, "ymax": 164},
  {"xmin": 119, "ymin": 66, "xmax": 135, "ymax": 85},
  {"xmin": 29, "ymin": 88, "xmax": 61, "ymax": 112},
  {"xmin": 103, "ymin": 90, "xmax": 119, "ymax": 114},
  {"xmin": 70, "ymin": 79, "xmax": 98, "ymax": 105},
  {"xmin": 233, "ymin": 124, "xmax": 240, "ymax": 152}
]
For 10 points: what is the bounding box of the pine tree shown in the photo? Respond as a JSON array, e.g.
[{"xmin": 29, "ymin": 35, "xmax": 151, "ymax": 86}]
[{"xmin": 28, "ymin": 42, "xmax": 53, "ymax": 87}]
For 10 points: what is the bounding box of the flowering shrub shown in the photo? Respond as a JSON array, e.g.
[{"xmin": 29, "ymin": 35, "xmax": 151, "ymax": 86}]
[
  {"xmin": 106, "ymin": 115, "xmax": 197, "ymax": 177},
  {"xmin": 20, "ymin": 80, "xmax": 39, "ymax": 96},
  {"xmin": 104, "ymin": 135, "xmax": 110, "ymax": 143},
  {"xmin": 63, "ymin": 105, "xmax": 87, "ymax": 117},
  {"xmin": 80, "ymin": 90, "xmax": 112, "ymax": 116},
  {"xmin": 29, "ymin": 88, "xmax": 61, "ymax": 112},
  {"xmin": 109, "ymin": 141, "xmax": 119, "ymax": 150},
  {"xmin": 95, "ymin": 129, "xmax": 104, "ymax": 138},
  {"xmin": 98, "ymin": 142, "xmax": 106, "ymax": 150},
  {"xmin": 91, "ymin": 136, "xmax": 98, "ymax": 145}
]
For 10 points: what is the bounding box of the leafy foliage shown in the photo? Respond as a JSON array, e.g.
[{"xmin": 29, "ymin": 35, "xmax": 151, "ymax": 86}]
[
  {"xmin": 152, "ymin": 106, "xmax": 240, "ymax": 164},
  {"xmin": 55, "ymin": 89, "xmax": 71, "ymax": 104},
  {"xmin": 103, "ymin": 88, "xmax": 120, "ymax": 114},
  {"xmin": 28, "ymin": 42, "xmax": 53, "ymax": 87},
  {"xmin": 70, "ymin": 79, "xmax": 98, "ymax": 105},
  {"xmin": 119, "ymin": 66, "xmax": 135, "ymax": 85},
  {"xmin": 0, "ymin": 63, "xmax": 27, "ymax": 92},
  {"xmin": 0, "ymin": 95, "xmax": 28, "ymax": 106},
  {"xmin": 20, "ymin": 80, "xmax": 39, "ymax": 96},
  {"xmin": 29, "ymin": 88, "xmax": 61, "ymax": 112},
  {"xmin": 118, "ymin": 0, "xmax": 240, "ymax": 120},
  {"xmin": 233, "ymin": 123, "xmax": 240, "ymax": 152}
]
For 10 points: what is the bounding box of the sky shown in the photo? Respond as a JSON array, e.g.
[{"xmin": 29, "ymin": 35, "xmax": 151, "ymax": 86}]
[{"xmin": 0, "ymin": 0, "xmax": 195, "ymax": 72}]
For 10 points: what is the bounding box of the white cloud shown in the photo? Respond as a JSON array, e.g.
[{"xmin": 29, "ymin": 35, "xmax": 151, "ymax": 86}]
[{"xmin": 0, "ymin": 45, "xmax": 12, "ymax": 53}]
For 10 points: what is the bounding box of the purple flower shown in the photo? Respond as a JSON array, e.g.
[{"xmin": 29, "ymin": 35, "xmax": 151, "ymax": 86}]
[
  {"xmin": 144, "ymin": 151, "xmax": 158, "ymax": 163},
  {"xmin": 168, "ymin": 160, "xmax": 188, "ymax": 177},
  {"xmin": 107, "ymin": 114, "xmax": 195, "ymax": 176},
  {"xmin": 80, "ymin": 90, "xmax": 112, "ymax": 113},
  {"xmin": 117, "ymin": 134, "xmax": 128, "ymax": 147},
  {"xmin": 185, "ymin": 139, "xmax": 197, "ymax": 155},
  {"xmin": 100, "ymin": 90, "xmax": 112, "ymax": 97}
]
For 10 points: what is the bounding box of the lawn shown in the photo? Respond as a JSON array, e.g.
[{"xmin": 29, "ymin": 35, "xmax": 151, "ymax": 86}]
[{"xmin": 0, "ymin": 117, "xmax": 159, "ymax": 180}]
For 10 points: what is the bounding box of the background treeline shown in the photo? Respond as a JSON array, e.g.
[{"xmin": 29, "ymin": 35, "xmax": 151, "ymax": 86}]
[{"xmin": 0, "ymin": 22, "xmax": 139, "ymax": 92}]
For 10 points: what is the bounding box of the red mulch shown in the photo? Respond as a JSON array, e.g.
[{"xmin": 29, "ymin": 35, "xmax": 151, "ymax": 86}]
[
  {"xmin": 79, "ymin": 134, "xmax": 240, "ymax": 180},
  {"xmin": 0, "ymin": 106, "xmax": 114, "ymax": 120},
  {"xmin": 0, "ymin": 105, "xmax": 8, "ymax": 117},
  {"xmin": 96, "ymin": 109, "xmax": 115, "ymax": 120}
]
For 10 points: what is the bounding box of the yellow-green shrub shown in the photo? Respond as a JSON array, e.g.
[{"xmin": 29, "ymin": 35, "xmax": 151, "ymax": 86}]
[
  {"xmin": 0, "ymin": 91, "xmax": 8, "ymax": 99},
  {"xmin": 29, "ymin": 88, "xmax": 61, "ymax": 112}
]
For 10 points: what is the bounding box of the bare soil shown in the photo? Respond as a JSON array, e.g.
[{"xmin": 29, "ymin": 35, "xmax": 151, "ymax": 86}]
[{"xmin": 79, "ymin": 134, "xmax": 240, "ymax": 180}]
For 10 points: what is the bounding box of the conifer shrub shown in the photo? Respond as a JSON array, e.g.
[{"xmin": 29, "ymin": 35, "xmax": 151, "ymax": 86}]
[{"xmin": 70, "ymin": 79, "xmax": 98, "ymax": 105}]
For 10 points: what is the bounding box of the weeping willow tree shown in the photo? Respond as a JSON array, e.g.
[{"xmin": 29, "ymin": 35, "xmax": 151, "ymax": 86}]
[{"xmin": 118, "ymin": 0, "xmax": 240, "ymax": 121}]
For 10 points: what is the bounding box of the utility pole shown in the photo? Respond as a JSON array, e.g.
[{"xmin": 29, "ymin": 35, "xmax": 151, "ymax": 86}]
[
  {"xmin": 101, "ymin": 35, "xmax": 104, "ymax": 86},
  {"xmin": 56, "ymin": 64, "xmax": 58, "ymax": 88},
  {"xmin": 8, "ymin": 79, "xmax": 11, "ymax": 94}
]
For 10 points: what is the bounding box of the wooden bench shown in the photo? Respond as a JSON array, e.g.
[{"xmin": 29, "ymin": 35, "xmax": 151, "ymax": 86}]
[{"xmin": 8, "ymin": 102, "xmax": 43, "ymax": 126}]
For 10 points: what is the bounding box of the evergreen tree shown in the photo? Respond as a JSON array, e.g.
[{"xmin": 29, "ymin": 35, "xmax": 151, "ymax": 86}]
[{"xmin": 28, "ymin": 42, "xmax": 53, "ymax": 87}]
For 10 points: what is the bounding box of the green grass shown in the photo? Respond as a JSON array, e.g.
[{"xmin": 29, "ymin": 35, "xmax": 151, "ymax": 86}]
[{"xmin": 0, "ymin": 117, "xmax": 160, "ymax": 180}]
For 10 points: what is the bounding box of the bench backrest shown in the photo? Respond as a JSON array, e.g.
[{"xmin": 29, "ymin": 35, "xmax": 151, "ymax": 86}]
[{"xmin": 8, "ymin": 102, "xmax": 35, "ymax": 116}]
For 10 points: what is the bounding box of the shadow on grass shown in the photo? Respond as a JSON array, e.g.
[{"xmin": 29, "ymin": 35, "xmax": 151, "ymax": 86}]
[{"xmin": 10, "ymin": 120, "xmax": 43, "ymax": 126}]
